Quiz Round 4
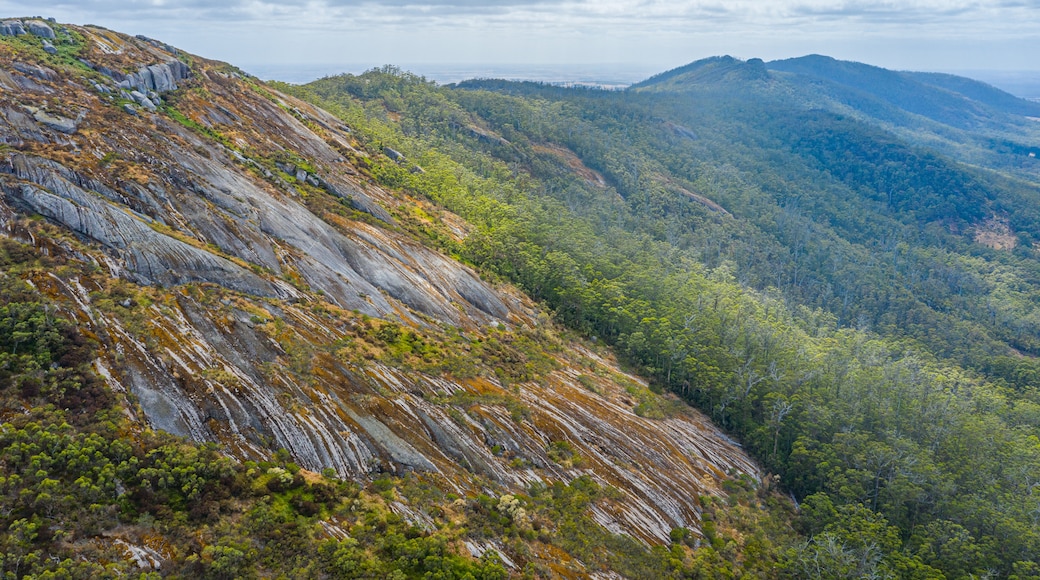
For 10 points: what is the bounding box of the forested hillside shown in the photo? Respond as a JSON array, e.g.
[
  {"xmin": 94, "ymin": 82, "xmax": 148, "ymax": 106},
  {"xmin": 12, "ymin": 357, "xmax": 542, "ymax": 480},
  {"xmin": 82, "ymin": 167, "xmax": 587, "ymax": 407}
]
[{"xmin": 290, "ymin": 61, "xmax": 1040, "ymax": 578}]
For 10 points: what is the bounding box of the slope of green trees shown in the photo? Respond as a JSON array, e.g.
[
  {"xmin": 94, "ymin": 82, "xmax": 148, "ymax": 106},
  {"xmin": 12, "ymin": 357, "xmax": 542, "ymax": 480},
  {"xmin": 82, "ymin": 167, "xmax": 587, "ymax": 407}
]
[{"xmin": 288, "ymin": 67, "xmax": 1040, "ymax": 578}]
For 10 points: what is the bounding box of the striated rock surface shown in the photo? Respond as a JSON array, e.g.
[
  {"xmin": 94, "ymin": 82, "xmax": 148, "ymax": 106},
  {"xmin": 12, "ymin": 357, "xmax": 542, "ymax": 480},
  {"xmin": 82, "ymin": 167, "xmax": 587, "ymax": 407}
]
[{"xmin": 0, "ymin": 23, "xmax": 762, "ymax": 545}]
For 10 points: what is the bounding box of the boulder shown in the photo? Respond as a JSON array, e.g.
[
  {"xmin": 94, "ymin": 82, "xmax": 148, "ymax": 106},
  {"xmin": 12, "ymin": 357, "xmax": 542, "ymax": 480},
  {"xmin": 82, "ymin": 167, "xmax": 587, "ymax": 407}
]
[
  {"xmin": 129, "ymin": 90, "xmax": 157, "ymax": 111},
  {"xmin": 26, "ymin": 20, "xmax": 56, "ymax": 39},
  {"xmin": 30, "ymin": 108, "xmax": 78, "ymax": 134},
  {"xmin": 124, "ymin": 60, "xmax": 191, "ymax": 93},
  {"xmin": 0, "ymin": 20, "xmax": 26, "ymax": 36},
  {"xmin": 146, "ymin": 63, "xmax": 175, "ymax": 92},
  {"xmin": 41, "ymin": 40, "xmax": 57, "ymax": 55}
]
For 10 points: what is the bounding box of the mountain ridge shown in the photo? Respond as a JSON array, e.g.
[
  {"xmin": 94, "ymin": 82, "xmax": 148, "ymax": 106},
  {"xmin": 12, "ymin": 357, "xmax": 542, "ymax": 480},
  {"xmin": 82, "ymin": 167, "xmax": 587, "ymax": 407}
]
[{"xmin": 0, "ymin": 18, "xmax": 775, "ymax": 576}]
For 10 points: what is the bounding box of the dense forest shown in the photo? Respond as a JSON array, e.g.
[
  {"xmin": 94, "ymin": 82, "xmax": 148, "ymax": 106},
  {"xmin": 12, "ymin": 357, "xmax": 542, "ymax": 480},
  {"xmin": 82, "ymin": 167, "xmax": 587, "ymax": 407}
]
[{"xmin": 282, "ymin": 61, "xmax": 1040, "ymax": 578}]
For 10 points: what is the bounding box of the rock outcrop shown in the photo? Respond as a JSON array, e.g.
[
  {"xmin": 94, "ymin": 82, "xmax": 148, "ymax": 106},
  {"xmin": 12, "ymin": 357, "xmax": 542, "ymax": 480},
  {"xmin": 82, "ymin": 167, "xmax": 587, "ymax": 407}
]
[
  {"xmin": 0, "ymin": 22, "xmax": 763, "ymax": 546},
  {"xmin": 120, "ymin": 60, "xmax": 191, "ymax": 93},
  {"xmin": 0, "ymin": 20, "xmax": 26, "ymax": 36},
  {"xmin": 26, "ymin": 20, "xmax": 55, "ymax": 39},
  {"xmin": 27, "ymin": 107, "xmax": 77, "ymax": 133},
  {"xmin": 11, "ymin": 61, "xmax": 56, "ymax": 80}
]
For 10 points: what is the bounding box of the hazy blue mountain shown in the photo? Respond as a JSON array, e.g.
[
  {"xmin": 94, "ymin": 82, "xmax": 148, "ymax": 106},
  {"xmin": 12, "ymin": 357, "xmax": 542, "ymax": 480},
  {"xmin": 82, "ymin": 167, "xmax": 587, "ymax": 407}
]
[
  {"xmin": 629, "ymin": 55, "xmax": 771, "ymax": 90},
  {"xmin": 905, "ymin": 70, "xmax": 1040, "ymax": 116}
]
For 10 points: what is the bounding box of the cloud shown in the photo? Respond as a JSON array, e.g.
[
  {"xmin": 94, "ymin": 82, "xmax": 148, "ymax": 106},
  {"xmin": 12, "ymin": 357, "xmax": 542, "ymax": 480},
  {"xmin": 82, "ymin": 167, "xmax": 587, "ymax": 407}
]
[
  {"xmin": 11, "ymin": 0, "xmax": 1038, "ymax": 32},
  {"xmin": 5, "ymin": 0, "xmax": 1038, "ymax": 71}
]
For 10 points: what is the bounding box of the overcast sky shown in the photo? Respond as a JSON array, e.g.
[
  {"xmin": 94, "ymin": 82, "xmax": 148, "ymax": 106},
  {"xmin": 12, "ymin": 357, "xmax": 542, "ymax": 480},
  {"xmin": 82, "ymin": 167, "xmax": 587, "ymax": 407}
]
[{"xmin": 4, "ymin": 1, "xmax": 1039, "ymax": 82}]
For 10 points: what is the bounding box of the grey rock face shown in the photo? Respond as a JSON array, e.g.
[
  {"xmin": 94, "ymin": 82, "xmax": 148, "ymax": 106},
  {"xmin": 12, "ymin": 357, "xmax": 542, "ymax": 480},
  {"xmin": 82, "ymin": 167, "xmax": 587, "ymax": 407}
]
[
  {"xmin": 41, "ymin": 40, "xmax": 57, "ymax": 55},
  {"xmin": 323, "ymin": 181, "xmax": 395, "ymax": 224},
  {"xmin": 129, "ymin": 90, "xmax": 157, "ymax": 111},
  {"xmin": 26, "ymin": 20, "xmax": 56, "ymax": 39},
  {"xmin": 134, "ymin": 34, "xmax": 178, "ymax": 55},
  {"xmin": 79, "ymin": 59, "xmax": 126, "ymax": 82},
  {"xmin": 0, "ymin": 20, "xmax": 26, "ymax": 36},
  {"xmin": 6, "ymin": 73, "xmax": 50, "ymax": 94},
  {"xmin": 0, "ymin": 107, "xmax": 49, "ymax": 144},
  {"xmin": 1, "ymin": 154, "xmax": 287, "ymax": 298},
  {"xmin": 11, "ymin": 62, "xmax": 56, "ymax": 81},
  {"xmin": 30, "ymin": 108, "xmax": 78, "ymax": 134},
  {"xmin": 125, "ymin": 60, "xmax": 190, "ymax": 93}
]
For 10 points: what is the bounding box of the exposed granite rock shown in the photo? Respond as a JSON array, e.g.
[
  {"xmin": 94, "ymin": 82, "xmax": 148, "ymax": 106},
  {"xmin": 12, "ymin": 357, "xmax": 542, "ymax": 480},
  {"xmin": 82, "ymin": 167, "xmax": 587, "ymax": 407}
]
[
  {"xmin": 29, "ymin": 107, "xmax": 78, "ymax": 134},
  {"xmin": 78, "ymin": 58, "xmax": 126, "ymax": 82},
  {"xmin": 6, "ymin": 72, "xmax": 51, "ymax": 94},
  {"xmin": 129, "ymin": 90, "xmax": 157, "ymax": 111},
  {"xmin": 41, "ymin": 40, "xmax": 56, "ymax": 55},
  {"xmin": 11, "ymin": 62, "xmax": 57, "ymax": 81},
  {"xmin": 1, "ymin": 154, "xmax": 288, "ymax": 298},
  {"xmin": 126, "ymin": 60, "xmax": 190, "ymax": 93},
  {"xmin": 0, "ymin": 20, "xmax": 26, "ymax": 36},
  {"xmin": 134, "ymin": 34, "xmax": 179, "ymax": 55},
  {"xmin": 0, "ymin": 107, "xmax": 49, "ymax": 144},
  {"xmin": 383, "ymin": 147, "xmax": 405, "ymax": 162},
  {"xmin": 343, "ymin": 407, "xmax": 439, "ymax": 473},
  {"xmin": 202, "ymin": 104, "xmax": 239, "ymax": 126},
  {"xmin": 26, "ymin": 20, "xmax": 56, "ymax": 39},
  {"xmin": 323, "ymin": 180, "xmax": 395, "ymax": 224}
]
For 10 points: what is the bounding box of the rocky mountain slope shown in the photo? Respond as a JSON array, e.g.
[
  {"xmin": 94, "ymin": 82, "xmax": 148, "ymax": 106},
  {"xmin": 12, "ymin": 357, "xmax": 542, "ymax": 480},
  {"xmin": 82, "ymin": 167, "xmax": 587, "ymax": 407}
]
[{"xmin": 0, "ymin": 17, "xmax": 761, "ymax": 563}]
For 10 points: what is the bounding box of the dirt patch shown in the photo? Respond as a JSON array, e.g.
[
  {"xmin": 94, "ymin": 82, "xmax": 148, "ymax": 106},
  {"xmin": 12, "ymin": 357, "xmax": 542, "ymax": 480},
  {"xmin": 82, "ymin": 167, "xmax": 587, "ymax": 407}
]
[{"xmin": 974, "ymin": 215, "xmax": 1017, "ymax": 250}]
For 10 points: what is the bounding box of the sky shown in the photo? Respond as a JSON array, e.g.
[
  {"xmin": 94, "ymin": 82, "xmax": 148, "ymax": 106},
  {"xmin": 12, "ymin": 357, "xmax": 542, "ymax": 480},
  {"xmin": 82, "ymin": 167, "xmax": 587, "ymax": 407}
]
[{"xmin": 3, "ymin": 1, "xmax": 1039, "ymax": 86}]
